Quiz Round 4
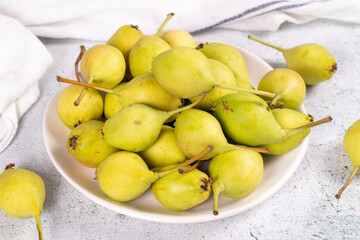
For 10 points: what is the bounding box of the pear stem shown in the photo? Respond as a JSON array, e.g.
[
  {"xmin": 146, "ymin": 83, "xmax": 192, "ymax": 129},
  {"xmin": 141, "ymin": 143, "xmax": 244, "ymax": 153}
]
[
  {"xmin": 154, "ymin": 13, "xmax": 174, "ymax": 37},
  {"xmin": 266, "ymin": 100, "xmax": 284, "ymax": 109},
  {"xmin": 290, "ymin": 116, "xmax": 332, "ymax": 131},
  {"xmin": 34, "ymin": 214, "xmax": 43, "ymax": 240},
  {"xmin": 165, "ymin": 93, "xmax": 207, "ymax": 119},
  {"xmin": 57, "ymin": 76, "xmax": 119, "ymax": 95},
  {"xmin": 269, "ymin": 94, "xmax": 281, "ymax": 109},
  {"xmin": 178, "ymin": 161, "xmax": 201, "ymax": 174},
  {"xmin": 74, "ymin": 87, "xmax": 88, "ymax": 106},
  {"xmin": 212, "ymin": 182, "xmax": 225, "ymax": 216},
  {"xmin": 216, "ymin": 83, "xmax": 277, "ymax": 100},
  {"xmin": 74, "ymin": 45, "xmax": 86, "ymax": 82},
  {"xmin": 231, "ymin": 144, "xmax": 270, "ymax": 153},
  {"xmin": 248, "ymin": 35, "xmax": 285, "ymax": 52},
  {"xmin": 336, "ymin": 166, "xmax": 359, "ymax": 199}
]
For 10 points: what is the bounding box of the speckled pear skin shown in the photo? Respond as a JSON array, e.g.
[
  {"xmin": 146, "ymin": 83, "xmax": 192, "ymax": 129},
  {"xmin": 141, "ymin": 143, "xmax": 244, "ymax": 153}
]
[
  {"xmin": 151, "ymin": 165, "xmax": 211, "ymax": 211},
  {"xmin": 57, "ymin": 85, "xmax": 103, "ymax": 129},
  {"xmin": 261, "ymin": 108, "xmax": 312, "ymax": 155},
  {"xmin": 190, "ymin": 59, "xmax": 237, "ymax": 110},
  {"xmin": 160, "ymin": 29, "xmax": 196, "ymax": 48},
  {"xmin": 199, "ymin": 42, "xmax": 250, "ymax": 83},
  {"xmin": 129, "ymin": 36, "xmax": 171, "ymax": 77},
  {"xmin": 66, "ymin": 120, "xmax": 118, "ymax": 168},
  {"xmin": 106, "ymin": 24, "xmax": 144, "ymax": 63},
  {"xmin": 214, "ymin": 93, "xmax": 285, "ymax": 146},
  {"xmin": 152, "ymin": 47, "xmax": 216, "ymax": 98},
  {"xmin": 258, "ymin": 68, "xmax": 306, "ymax": 110},
  {"xmin": 139, "ymin": 126, "xmax": 186, "ymax": 168},
  {"xmin": 96, "ymin": 151, "xmax": 158, "ymax": 202},
  {"xmin": 80, "ymin": 44, "xmax": 126, "ymax": 88},
  {"xmin": 344, "ymin": 119, "xmax": 360, "ymax": 167}
]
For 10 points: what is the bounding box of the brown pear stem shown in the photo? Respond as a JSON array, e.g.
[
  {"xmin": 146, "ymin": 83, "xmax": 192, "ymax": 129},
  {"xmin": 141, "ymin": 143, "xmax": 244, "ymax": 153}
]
[
  {"xmin": 57, "ymin": 76, "xmax": 118, "ymax": 95},
  {"xmin": 165, "ymin": 93, "xmax": 207, "ymax": 119},
  {"xmin": 75, "ymin": 45, "xmax": 86, "ymax": 82},
  {"xmin": 178, "ymin": 161, "xmax": 202, "ymax": 174},
  {"xmin": 34, "ymin": 214, "xmax": 43, "ymax": 240},
  {"xmin": 231, "ymin": 144, "xmax": 270, "ymax": 153},
  {"xmin": 248, "ymin": 35, "xmax": 285, "ymax": 52},
  {"xmin": 216, "ymin": 83, "xmax": 277, "ymax": 100},
  {"xmin": 154, "ymin": 13, "xmax": 174, "ymax": 37},
  {"xmin": 336, "ymin": 166, "xmax": 359, "ymax": 199},
  {"xmin": 290, "ymin": 116, "xmax": 332, "ymax": 131}
]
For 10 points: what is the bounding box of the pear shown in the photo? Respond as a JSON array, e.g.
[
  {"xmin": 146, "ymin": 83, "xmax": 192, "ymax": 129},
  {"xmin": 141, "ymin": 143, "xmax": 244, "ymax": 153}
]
[
  {"xmin": 151, "ymin": 47, "xmax": 277, "ymax": 100},
  {"xmin": 150, "ymin": 164, "xmax": 212, "ymax": 211},
  {"xmin": 214, "ymin": 92, "xmax": 332, "ymax": 146},
  {"xmin": 139, "ymin": 126, "xmax": 186, "ymax": 168},
  {"xmin": 190, "ymin": 59, "xmax": 237, "ymax": 110},
  {"xmin": 235, "ymin": 77, "xmax": 255, "ymax": 89},
  {"xmin": 57, "ymin": 85, "xmax": 103, "ymax": 129},
  {"xmin": 80, "ymin": 44, "xmax": 126, "ymax": 88},
  {"xmin": 66, "ymin": 120, "xmax": 118, "ymax": 168},
  {"xmin": 209, "ymin": 149, "xmax": 263, "ymax": 215},
  {"xmin": 0, "ymin": 164, "xmax": 45, "ymax": 240},
  {"xmin": 101, "ymin": 94, "xmax": 206, "ymax": 152},
  {"xmin": 258, "ymin": 69, "xmax": 306, "ymax": 109},
  {"xmin": 336, "ymin": 119, "xmax": 360, "ymax": 199},
  {"xmin": 248, "ymin": 35, "xmax": 337, "ymax": 85},
  {"xmin": 107, "ymin": 24, "xmax": 144, "ymax": 63},
  {"xmin": 129, "ymin": 13, "xmax": 173, "ymax": 77},
  {"xmin": 96, "ymin": 151, "xmax": 181, "ymax": 202},
  {"xmin": 104, "ymin": 82, "xmax": 127, "ymax": 119},
  {"xmin": 261, "ymin": 108, "xmax": 313, "ymax": 155},
  {"xmin": 198, "ymin": 42, "xmax": 250, "ymax": 83},
  {"xmin": 174, "ymin": 109, "xmax": 269, "ymax": 162},
  {"xmin": 160, "ymin": 29, "xmax": 196, "ymax": 48}
]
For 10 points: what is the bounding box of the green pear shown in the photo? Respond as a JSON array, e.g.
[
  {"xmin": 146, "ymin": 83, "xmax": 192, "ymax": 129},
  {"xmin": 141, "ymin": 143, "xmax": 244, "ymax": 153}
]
[
  {"xmin": 190, "ymin": 59, "xmax": 237, "ymax": 110},
  {"xmin": 57, "ymin": 85, "xmax": 103, "ymax": 129},
  {"xmin": 248, "ymin": 35, "xmax": 337, "ymax": 85},
  {"xmin": 0, "ymin": 164, "xmax": 45, "ymax": 240},
  {"xmin": 139, "ymin": 126, "xmax": 186, "ymax": 168},
  {"xmin": 258, "ymin": 69, "xmax": 306, "ymax": 109},
  {"xmin": 129, "ymin": 13, "xmax": 174, "ymax": 77},
  {"xmin": 160, "ymin": 29, "xmax": 196, "ymax": 48},
  {"xmin": 107, "ymin": 24, "xmax": 144, "ymax": 63},
  {"xmin": 104, "ymin": 82, "xmax": 127, "ymax": 119},
  {"xmin": 209, "ymin": 149, "xmax": 263, "ymax": 215},
  {"xmin": 261, "ymin": 108, "xmax": 313, "ymax": 155},
  {"xmin": 151, "ymin": 47, "xmax": 276, "ymax": 99},
  {"xmin": 66, "ymin": 120, "xmax": 118, "ymax": 168},
  {"xmin": 198, "ymin": 42, "xmax": 250, "ymax": 83},
  {"xmin": 235, "ymin": 77, "xmax": 255, "ymax": 89},
  {"xmin": 151, "ymin": 164, "xmax": 212, "ymax": 211},
  {"xmin": 80, "ymin": 44, "xmax": 126, "ymax": 88},
  {"xmin": 336, "ymin": 119, "xmax": 360, "ymax": 199}
]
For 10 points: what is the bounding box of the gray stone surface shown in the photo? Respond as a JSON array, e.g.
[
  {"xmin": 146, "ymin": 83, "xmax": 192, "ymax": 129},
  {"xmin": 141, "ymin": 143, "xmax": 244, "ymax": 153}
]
[{"xmin": 1, "ymin": 19, "xmax": 359, "ymax": 239}]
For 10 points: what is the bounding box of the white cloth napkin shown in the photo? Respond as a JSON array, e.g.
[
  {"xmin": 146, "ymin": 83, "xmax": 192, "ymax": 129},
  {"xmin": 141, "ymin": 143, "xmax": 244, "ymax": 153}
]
[{"xmin": 0, "ymin": 14, "xmax": 53, "ymax": 153}]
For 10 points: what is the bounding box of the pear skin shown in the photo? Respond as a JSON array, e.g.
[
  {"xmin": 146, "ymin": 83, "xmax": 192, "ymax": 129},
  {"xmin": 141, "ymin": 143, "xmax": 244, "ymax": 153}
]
[
  {"xmin": 160, "ymin": 29, "xmax": 196, "ymax": 48},
  {"xmin": 104, "ymin": 82, "xmax": 127, "ymax": 119}
]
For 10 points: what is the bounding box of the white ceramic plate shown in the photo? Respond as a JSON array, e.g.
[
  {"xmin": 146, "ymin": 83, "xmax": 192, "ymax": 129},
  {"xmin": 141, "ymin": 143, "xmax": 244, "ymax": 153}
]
[{"xmin": 43, "ymin": 42, "xmax": 308, "ymax": 223}]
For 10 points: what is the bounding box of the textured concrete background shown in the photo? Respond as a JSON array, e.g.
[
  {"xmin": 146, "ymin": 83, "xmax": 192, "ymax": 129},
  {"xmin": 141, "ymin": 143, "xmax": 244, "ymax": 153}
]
[{"xmin": 0, "ymin": 19, "xmax": 360, "ymax": 239}]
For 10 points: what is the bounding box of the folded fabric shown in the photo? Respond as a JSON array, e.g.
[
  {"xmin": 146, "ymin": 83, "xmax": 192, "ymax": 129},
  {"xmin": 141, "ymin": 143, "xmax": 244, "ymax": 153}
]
[
  {"xmin": 1, "ymin": 0, "xmax": 359, "ymax": 41},
  {"xmin": 0, "ymin": 14, "xmax": 53, "ymax": 153}
]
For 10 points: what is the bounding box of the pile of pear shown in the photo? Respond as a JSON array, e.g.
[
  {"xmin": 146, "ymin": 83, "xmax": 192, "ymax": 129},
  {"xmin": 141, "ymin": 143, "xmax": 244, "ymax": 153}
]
[{"xmin": 55, "ymin": 13, "xmax": 335, "ymax": 216}]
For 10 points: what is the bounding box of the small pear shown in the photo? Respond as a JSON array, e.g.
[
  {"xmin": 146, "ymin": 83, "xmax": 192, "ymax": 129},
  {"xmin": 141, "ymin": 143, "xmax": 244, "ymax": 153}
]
[
  {"xmin": 258, "ymin": 68, "xmax": 306, "ymax": 109},
  {"xmin": 336, "ymin": 119, "xmax": 360, "ymax": 199},
  {"xmin": 96, "ymin": 151, "xmax": 180, "ymax": 202},
  {"xmin": 214, "ymin": 92, "xmax": 332, "ymax": 146},
  {"xmin": 0, "ymin": 164, "xmax": 45, "ymax": 240},
  {"xmin": 151, "ymin": 164, "xmax": 212, "ymax": 211},
  {"xmin": 248, "ymin": 35, "xmax": 337, "ymax": 85},
  {"xmin": 139, "ymin": 126, "xmax": 186, "ymax": 168},
  {"xmin": 160, "ymin": 29, "xmax": 196, "ymax": 48},
  {"xmin": 198, "ymin": 42, "xmax": 250, "ymax": 83},
  {"xmin": 101, "ymin": 94, "xmax": 206, "ymax": 152},
  {"xmin": 106, "ymin": 24, "xmax": 144, "ymax": 63},
  {"xmin": 174, "ymin": 109, "xmax": 269, "ymax": 161},
  {"xmin": 104, "ymin": 82, "xmax": 127, "ymax": 119},
  {"xmin": 261, "ymin": 108, "xmax": 313, "ymax": 155},
  {"xmin": 209, "ymin": 149, "xmax": 263, "ymax": 215},
  {"xmin": 129, "ymin": 13, "xmax": 174, "ymax": 77},
  {"xmin": 80, "ymin": 44, "xmax": 126, "ymax": 88},
  {"xmin": 190, "ymin": 59, "xmax": 237, "ymax": 110},
  {"xmin": 57, "ymin": 85, "xmax": 103, "ymax": 129},
  {"xmin": 66, "ymin": 120, "xmax": 118, "ymax": 168},
  {"xmin": 151, "ymin": 47, "xmax": 277, "ymax": 100}
]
